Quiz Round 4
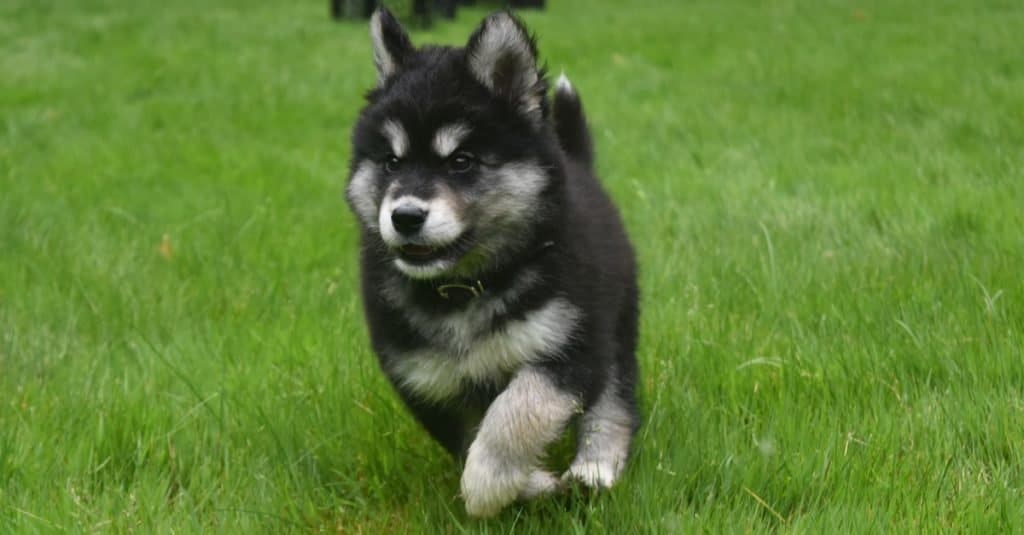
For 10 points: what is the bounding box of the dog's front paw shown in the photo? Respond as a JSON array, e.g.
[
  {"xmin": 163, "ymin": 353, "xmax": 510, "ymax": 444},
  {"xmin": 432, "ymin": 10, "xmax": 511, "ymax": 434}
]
[
  {"xmin": 519, "ymin": 469, "xmax": 561, "ymax": 499},
  {"xmin": 460, "ymin": 444, "xmax": 527, "ymax": 517},
  {"xmin": 562, "ymin": 459, "xmax": 622, "ymax": 489}
]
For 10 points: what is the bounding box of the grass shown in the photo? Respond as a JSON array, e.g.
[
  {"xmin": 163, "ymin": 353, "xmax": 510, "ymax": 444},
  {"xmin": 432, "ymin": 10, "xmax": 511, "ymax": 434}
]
[{"xmin": 2, "ymin": 0, "xmax": 1022, "ymax": 531}]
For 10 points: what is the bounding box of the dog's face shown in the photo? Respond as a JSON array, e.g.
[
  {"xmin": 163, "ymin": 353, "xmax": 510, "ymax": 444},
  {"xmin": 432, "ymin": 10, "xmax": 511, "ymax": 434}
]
[{"xmin": 346, "ymin": 10, "xmax": 558, "ymax": 280}]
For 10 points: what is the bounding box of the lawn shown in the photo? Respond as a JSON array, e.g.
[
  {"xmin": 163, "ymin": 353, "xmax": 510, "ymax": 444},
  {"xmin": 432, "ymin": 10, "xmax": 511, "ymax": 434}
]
[{"xmin": 2, "ymin": 0, "xmax": 1022, "ymax": 532}]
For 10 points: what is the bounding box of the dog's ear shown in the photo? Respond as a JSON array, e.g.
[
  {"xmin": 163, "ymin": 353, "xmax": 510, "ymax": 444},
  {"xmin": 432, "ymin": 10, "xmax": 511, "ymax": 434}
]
[
  {"xmin": 466, "ymin": 12, "xmax": 544, "ymax": 121},
  {"xmin": 370, "ymin": 8, "xmax": 414, "ymax": 85}
]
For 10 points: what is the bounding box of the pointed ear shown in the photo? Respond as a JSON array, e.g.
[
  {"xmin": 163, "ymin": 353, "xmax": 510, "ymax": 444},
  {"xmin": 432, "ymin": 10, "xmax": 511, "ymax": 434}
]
[
  {"xmin": 466, "ymin": 12, "xmax": 545, "ymax": 121},
  {"xmin": 370, "ymin": 8, "xmax": 414, "ymax": 85}
]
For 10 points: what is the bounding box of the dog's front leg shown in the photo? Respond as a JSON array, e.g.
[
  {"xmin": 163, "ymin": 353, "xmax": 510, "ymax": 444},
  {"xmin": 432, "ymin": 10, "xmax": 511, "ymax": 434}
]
[{"xmin": 460, "ymin": 367, "xmax": 579, "ymax": 517}]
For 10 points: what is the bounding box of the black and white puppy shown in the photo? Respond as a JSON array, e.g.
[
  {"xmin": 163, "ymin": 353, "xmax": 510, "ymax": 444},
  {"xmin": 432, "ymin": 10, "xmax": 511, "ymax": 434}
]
[{"xmin": 345, "ymin": 8, "xmax": 639, "ymax": 517}]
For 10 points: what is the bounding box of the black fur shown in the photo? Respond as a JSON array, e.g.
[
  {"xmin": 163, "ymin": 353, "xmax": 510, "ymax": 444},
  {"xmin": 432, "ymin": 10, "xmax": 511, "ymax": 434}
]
[{"xmin": 553, "ymin": 81, "xmax": 594, "ymax": 166}]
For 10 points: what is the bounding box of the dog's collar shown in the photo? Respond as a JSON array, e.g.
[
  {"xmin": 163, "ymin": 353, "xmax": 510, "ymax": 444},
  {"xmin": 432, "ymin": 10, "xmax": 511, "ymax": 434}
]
[
  {"xmin": 436, "ymin": 280, "xmax": 486, "ymax": 301},
  {"xmin": 432, "ymin": 240, "xmax": 555, "ymax": 303}
]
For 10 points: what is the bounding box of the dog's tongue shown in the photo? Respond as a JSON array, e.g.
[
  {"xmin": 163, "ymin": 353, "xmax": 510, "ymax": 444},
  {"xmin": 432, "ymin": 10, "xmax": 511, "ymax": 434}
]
[{"xmin": 402, "ymin": 244, "xmax": 435, "ymax": 257}]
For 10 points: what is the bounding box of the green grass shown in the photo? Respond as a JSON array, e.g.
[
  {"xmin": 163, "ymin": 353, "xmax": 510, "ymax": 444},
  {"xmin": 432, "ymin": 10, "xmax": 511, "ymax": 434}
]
[{"xmin": 2, "ymin": 0, "xmax": 1023, "ymax": 531}]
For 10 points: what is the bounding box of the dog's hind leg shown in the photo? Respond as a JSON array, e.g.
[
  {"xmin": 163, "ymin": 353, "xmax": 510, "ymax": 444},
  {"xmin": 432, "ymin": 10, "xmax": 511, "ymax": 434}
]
[
  {"xmin": 563, "ymin": 374, "xmax": 636, "ymax": 488},
  {"xmin": 565, "ymin": 282, "xmax": 640, "ymax": 488}
]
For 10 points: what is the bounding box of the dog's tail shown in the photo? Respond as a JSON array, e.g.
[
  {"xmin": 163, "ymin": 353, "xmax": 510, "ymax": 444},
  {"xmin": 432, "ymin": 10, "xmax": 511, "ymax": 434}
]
[{"xmin": 552, "ymin": 74, "xmax": 594, "ymax": 167}]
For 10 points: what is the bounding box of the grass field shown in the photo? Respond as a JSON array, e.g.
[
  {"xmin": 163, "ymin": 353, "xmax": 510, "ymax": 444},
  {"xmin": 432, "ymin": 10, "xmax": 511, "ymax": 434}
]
[{"xmin": 2, "ymin": 0, "xmax": 1023, "ymax": 531}]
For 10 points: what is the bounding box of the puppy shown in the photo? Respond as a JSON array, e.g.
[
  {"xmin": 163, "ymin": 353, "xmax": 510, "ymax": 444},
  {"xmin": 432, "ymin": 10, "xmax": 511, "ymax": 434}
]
[{"xmin": 344, "ymin": 8, "xmax": 639, "ymax": 517}]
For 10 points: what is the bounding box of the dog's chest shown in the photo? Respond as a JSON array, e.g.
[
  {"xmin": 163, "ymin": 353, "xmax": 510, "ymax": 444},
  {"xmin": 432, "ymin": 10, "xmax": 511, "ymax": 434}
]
[{"xmin": 389, "ymin": 297, "xmax": 579, "ymax": 402}]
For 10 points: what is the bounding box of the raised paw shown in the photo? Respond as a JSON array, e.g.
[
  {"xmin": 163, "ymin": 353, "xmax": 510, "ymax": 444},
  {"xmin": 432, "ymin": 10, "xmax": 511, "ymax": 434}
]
[
  {"xmin": 518, "ymin": 470, "xmax": 562, "ymax": 499},
  {"xmin": 460, "ymin": 445, "xmax": 526, "ymax": 517}
]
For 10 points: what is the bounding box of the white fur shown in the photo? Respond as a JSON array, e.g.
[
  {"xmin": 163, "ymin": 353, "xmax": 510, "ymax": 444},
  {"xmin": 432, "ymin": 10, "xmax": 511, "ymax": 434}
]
[
  {"xmin": 565, "ymin": 460, "xmax": 620, "ymax": 488},
  {"xmin": 346, "ymin": 161, "xmax": 379, "ymax": 228},
  {"xmin": 393, "ymin": 258, "xmax": 456, "ymax": 280},
  {"xmin": 461, "ymin": 367, "xmax": 579, "ymax": 517},
  {"xmin": 380, "ymin": 119, "xmax": 409, "ymax": 158},
  {"xmin": 519, "ymin": 470, "xmax": 561, "ymax": 499},
  {"xmin": 555, "ymin": 73, "xmax": 573, "ymax": 93},
  {"xmin": 564, "ymin": 376, "xmax": 633, "ymax": 488},
  {"xmin": 493, "ymin": 161, "xmax": 547, "ymax": 198},
  {"xmin": 432, "ymin": 123, "xmax": 472, "ymax": 158},
  {"xmin": 477, "ymin": 161, "xmax": 548, "ymax": 230},
  {"xmin": 390, "ymin": 297, "xmax": 580, "ymax": 402},
  {"xmin": 379, "ymin": 194, "xmax": 465, "ymax": 247},
  {"xmin": 370, "ymin": 11, "xmax": 398, "ymax": 84}
]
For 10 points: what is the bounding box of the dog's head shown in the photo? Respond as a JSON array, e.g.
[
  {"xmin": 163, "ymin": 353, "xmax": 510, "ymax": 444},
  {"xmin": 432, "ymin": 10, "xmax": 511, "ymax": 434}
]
[{"xmin": 346, "ymin": 9, "xmax": 560, "ymax": 280}]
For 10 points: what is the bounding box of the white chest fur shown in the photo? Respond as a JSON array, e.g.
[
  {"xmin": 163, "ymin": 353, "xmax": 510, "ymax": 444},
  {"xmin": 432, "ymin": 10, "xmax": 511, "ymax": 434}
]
[{"xmin": 390, "ymin": 297, "xmax": 580, "ymax": 402}]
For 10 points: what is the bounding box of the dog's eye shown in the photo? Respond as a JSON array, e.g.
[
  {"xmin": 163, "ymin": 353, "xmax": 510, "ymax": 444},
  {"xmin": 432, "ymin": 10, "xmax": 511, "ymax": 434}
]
[
  {"xmin": 448, "ymin": 152, "xmax": 477, "ymax": 174},
  {"xmin": 383, "ymin": 155, "xmax": 401, "ymax": 173}
]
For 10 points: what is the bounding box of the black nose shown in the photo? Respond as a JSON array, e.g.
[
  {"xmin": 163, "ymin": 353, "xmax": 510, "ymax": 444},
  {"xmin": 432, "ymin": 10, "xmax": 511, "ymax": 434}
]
[{"xmin": 391, "ymin": 205, "xmax": 427, "ymax": 235}]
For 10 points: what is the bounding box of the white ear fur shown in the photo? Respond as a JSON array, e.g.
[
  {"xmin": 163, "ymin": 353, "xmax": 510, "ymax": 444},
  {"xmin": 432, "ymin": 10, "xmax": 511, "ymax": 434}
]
[{"xmin": 466, "ymin": 13, "xmax": 543, "ymax": 119}]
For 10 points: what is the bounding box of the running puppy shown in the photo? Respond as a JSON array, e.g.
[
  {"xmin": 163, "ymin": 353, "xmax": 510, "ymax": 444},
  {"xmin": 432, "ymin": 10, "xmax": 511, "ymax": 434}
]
[{"xmin": 345, "ymin": 8, "xmax": 639, "ymax": 517}]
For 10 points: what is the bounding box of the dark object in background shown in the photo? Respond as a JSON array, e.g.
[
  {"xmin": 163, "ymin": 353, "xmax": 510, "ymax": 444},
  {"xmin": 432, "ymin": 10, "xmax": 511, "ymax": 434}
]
[
  {"xmin": 331, "ymin": 0, "xmax": 375, "ymax": 19},
  {"xmin": 463, "ymin": 0, "xmax": 547, "ymax": 7},
  {"xmin": 331, "ymin": 0, "xmax": 434, "ymax": 26},
  {"xmin": 331, "ymin": 0, "xmax": 544, "ymax": 24},
  {"xmin": 436, "ymin": 0, "xmax": 457, "ymax": 19}
]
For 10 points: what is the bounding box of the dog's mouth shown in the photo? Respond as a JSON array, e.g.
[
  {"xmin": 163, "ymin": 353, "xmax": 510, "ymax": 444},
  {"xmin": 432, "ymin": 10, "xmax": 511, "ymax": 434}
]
[
  {"xmin": 394, "ymin": 234, "xmax": 474, "ymax": 266},
  {"xmin": 397, "ymin": 243, "xmax": 449, "ymax": 263}
]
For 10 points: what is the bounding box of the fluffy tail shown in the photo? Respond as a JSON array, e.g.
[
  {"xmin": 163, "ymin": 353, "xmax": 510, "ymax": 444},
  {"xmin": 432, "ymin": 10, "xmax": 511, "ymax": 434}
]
[{"xmin": 552, "ymin": 74, "xmax": 594, "ymax": 167}]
